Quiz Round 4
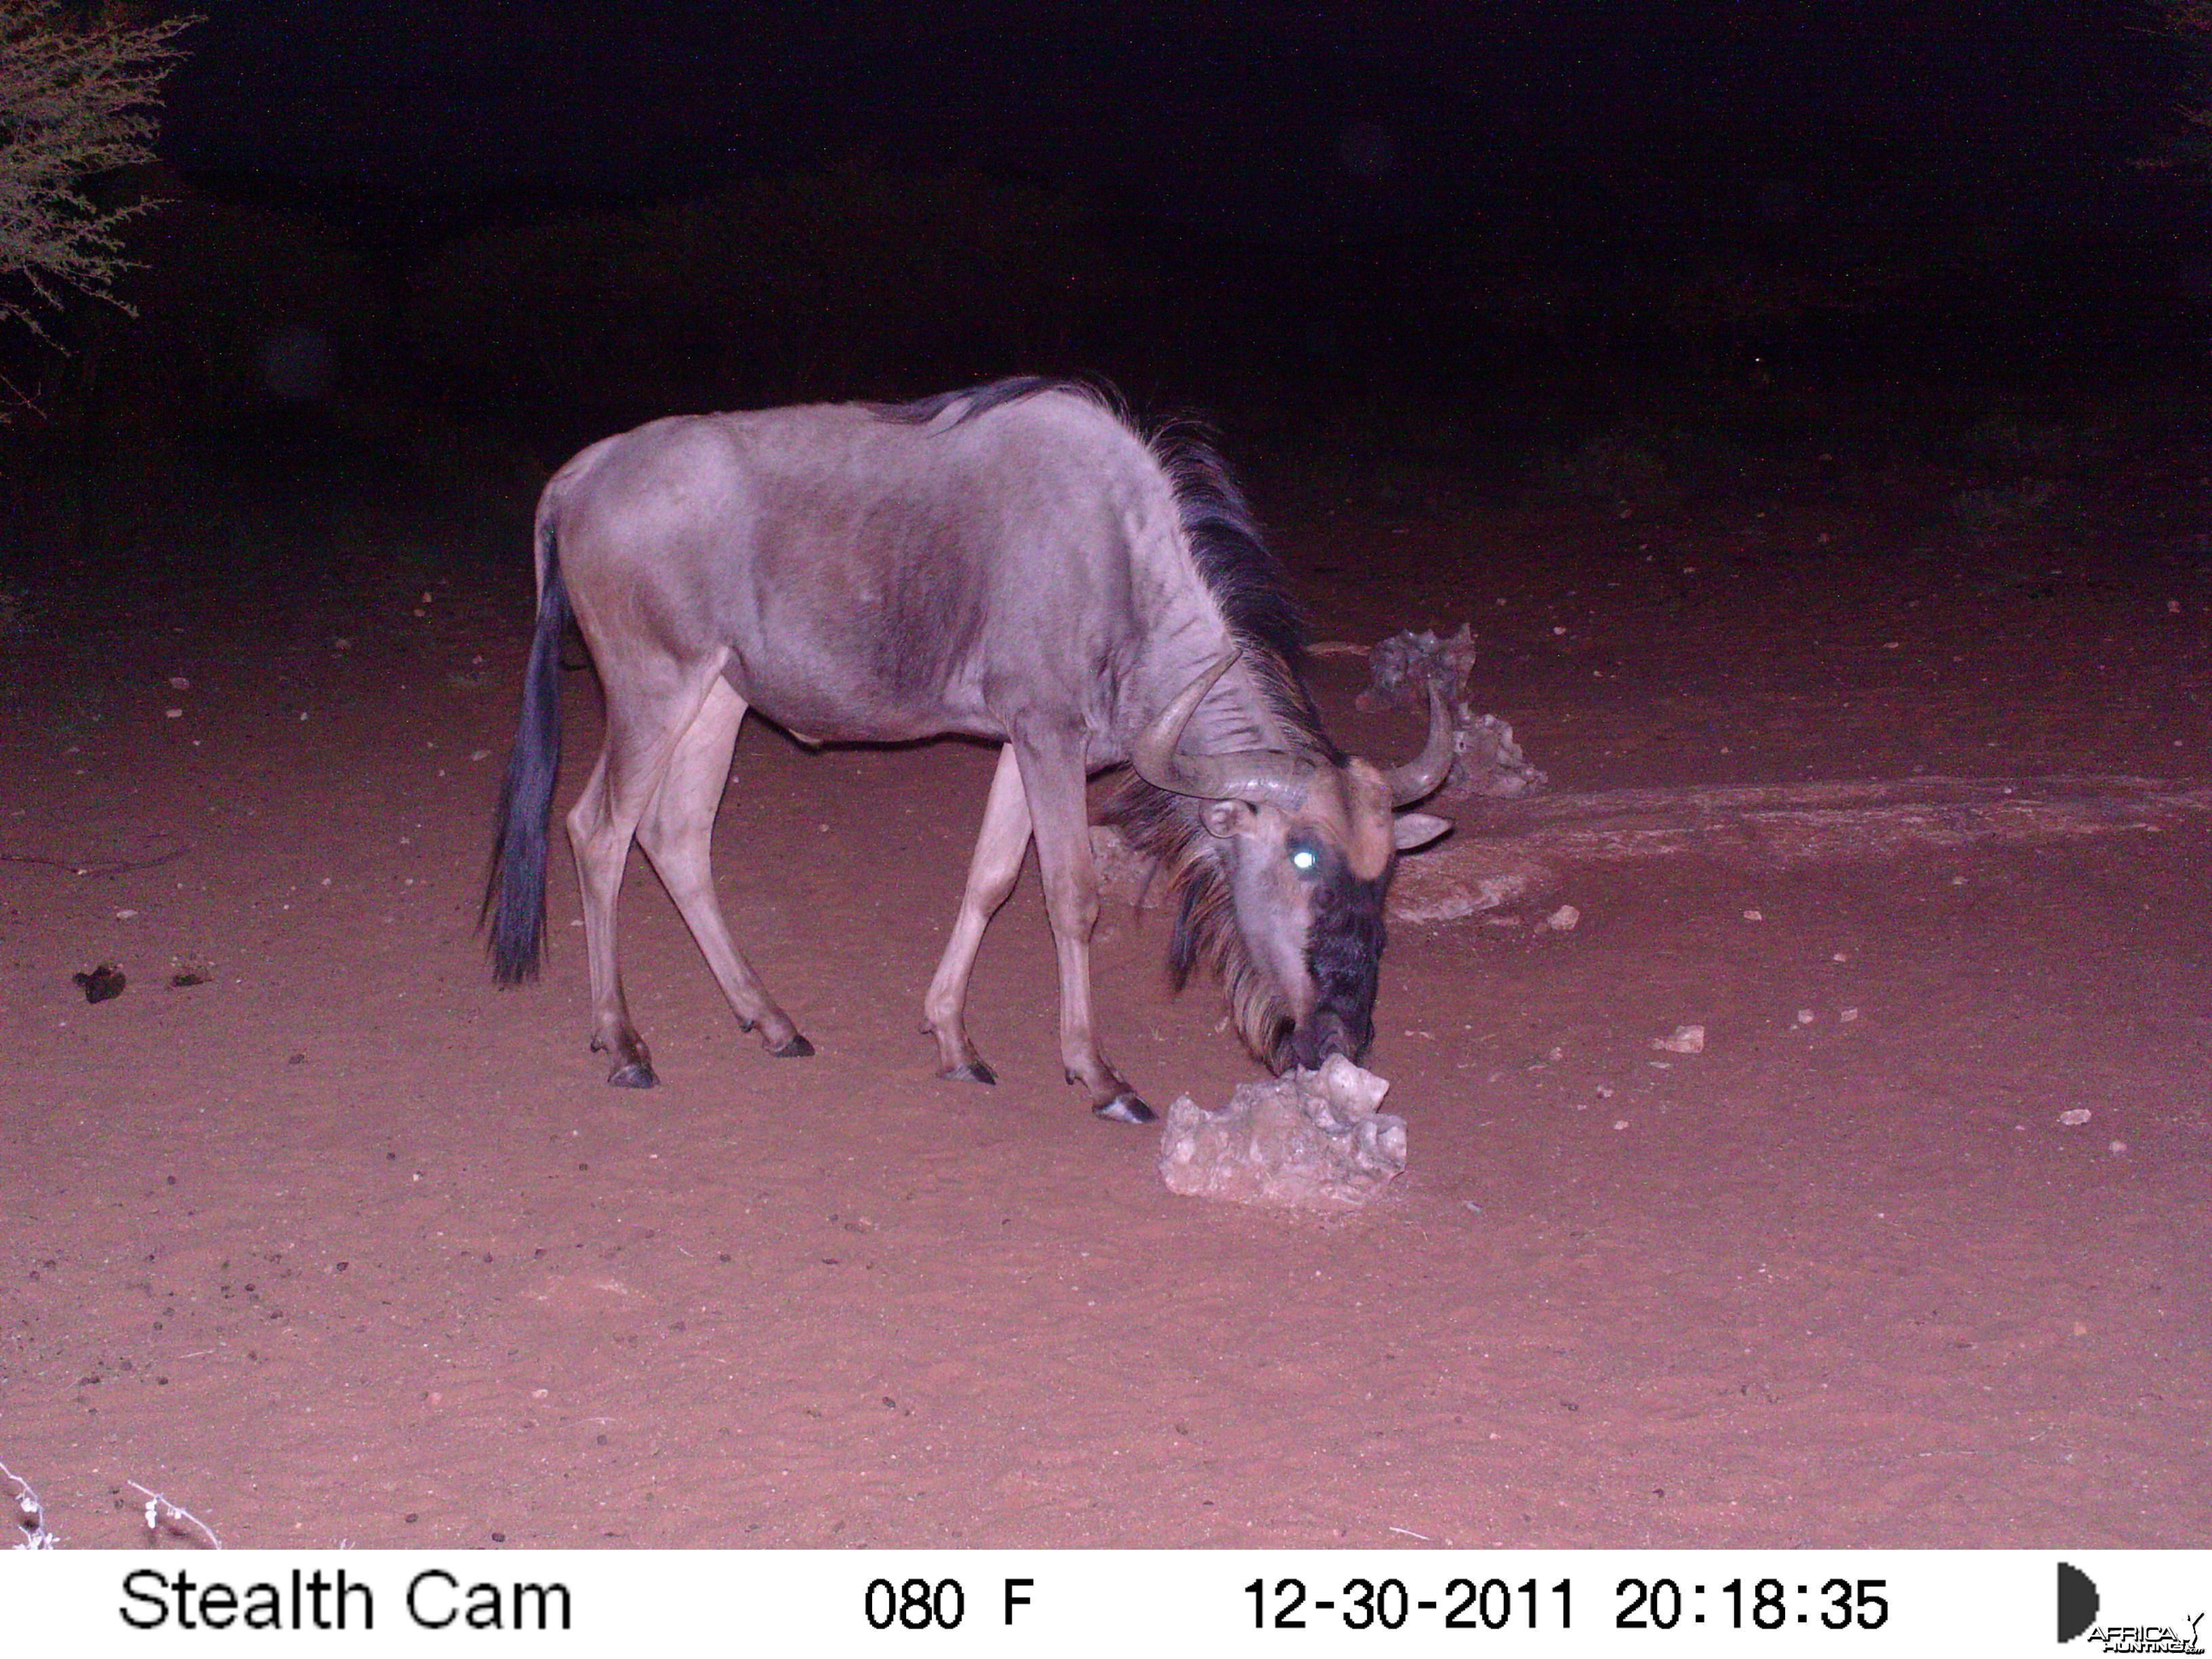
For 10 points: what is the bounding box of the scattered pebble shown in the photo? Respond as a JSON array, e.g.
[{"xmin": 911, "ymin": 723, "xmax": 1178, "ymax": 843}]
[
  {"xmin": 165, "ymin": 708, "xmax": 182, "ymax": 719},
  {"xmin": 1839, "ymin": 1007, "xmax": 1860, "ymax": 1023},
  {"xmin": 114, "ymin": 909, "xmax": 136, "ymax": 920},
  {"xmin": 1612, "ymin": 1119, "xmax": 1630, "ymax": 1130},
  {"xmin": 72, "ymin": 964, "xmax": 126, "ymax": 1004},
  {"xmin": 1652, "ymin": 1023, "xmax": 1705, "ymax": 1054},
  {"xmin": 168, "ymin": 676, "xmax": 190, "ymax": 690},
  {"xmin": 2108, "ymin": 1141, "xmax": 2128, "ymax": 1155},
  {"xmin": 1795, "ymin": 1008, "xmax": 1816, "ymax": 1025},
  {"xmin": 1742, "ymin": 909, "xmax": 1763, "ymax": 922},
  {"xmin": 470, "ymin": 748, "xmax": 491, "ymax": 761},
  {"xmin": 1536, "ymin": 903, "xmax": 1580, "ymax": 935},
  {"xmin": 2059, "ymin": 1109, "xmax": 2092, "ymax": 1127}
]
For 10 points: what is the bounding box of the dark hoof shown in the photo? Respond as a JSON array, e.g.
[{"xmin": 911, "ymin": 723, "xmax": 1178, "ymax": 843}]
[
  {"xmin": 607, "ymin": 1060, "xmax": 657, "ymax": 1088},
  {"xmin": 1094, "ymin": 1092, "xmax": 1156, "ymax": 1126},
  {"xmin": 770, "ymin": 1033, "xmax": 815, "ymax": 1059},
  {"xmin": 939, "ymin": 1059, "xmax": 998, "ymax": 1086}
]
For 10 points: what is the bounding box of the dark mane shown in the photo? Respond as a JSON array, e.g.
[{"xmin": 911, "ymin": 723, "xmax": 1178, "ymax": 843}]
[
  {"xmin": 869, "ymin": 375, "xmax": 1094, "ymax": 428},
  {"xmin": 1151, "ymin": 426, "xmax": 1311, "ymax": 681},
  {"xmin": 1104, "ymin": 417, "xmax": 1338, "ymax": 1069}
]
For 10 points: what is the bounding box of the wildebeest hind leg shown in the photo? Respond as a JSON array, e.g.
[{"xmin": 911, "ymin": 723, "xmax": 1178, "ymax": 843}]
[
  {"xmin": 566, "ymin": 665, "xmax": 720, "ymax": 1087},
  {"xmin": 567, "ymin": 744, "xmax": 659, "ymax": 1086},
  {"xmin": 637, "ymin": 678, "xmax": 811, "ymax": 1058},
  {"xmin": 923, "ymin": 743, "xmax": 1032, "ymax": 1085}
]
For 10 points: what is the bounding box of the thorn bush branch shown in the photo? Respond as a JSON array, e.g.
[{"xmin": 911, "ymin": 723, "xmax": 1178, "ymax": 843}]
[{"xmin": 0, "ymin": 1, "xmax": 197, "ymax": 340}]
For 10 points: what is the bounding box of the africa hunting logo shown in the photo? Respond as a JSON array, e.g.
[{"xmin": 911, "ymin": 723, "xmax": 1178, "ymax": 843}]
[
  {"xmin": 2079, "ymin": 1618, "xmax": 2205, "ymax": 1656},
  {"xmin": 2060, "ymin": 1563, "xmax": 2205, "ymax": 1652}
]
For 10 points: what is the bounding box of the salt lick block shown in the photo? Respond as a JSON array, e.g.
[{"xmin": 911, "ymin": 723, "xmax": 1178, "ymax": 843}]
[{"xmin": 1158, "ymin": 1054, "xmax": 1408, "ymax": 1213}]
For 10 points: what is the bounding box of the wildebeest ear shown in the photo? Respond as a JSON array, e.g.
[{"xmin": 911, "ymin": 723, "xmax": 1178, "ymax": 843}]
[
  {"xmin": 1391, "ymin": 811, "xmax": 1451, "ymax": 852},
  {"xmin": 1202, "ymin": 800, "xmax": 1255, "ymax": 839}
]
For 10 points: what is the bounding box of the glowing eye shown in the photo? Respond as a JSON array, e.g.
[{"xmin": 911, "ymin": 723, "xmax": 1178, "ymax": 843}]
[{"xmin": 1290, "ymin": 847, "xmax": 1318, "ymax": 872}]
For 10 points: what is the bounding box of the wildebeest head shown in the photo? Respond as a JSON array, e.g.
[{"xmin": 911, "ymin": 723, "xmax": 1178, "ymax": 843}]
[{"xmin": 1131, "ymin": 653, "xmax": 1453, "ymax": 1072}]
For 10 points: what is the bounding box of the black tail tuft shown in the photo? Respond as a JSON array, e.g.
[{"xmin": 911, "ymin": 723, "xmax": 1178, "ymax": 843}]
[{"xmin": 481, "ymin": 518, "xmax": 571, "ymax": 985}]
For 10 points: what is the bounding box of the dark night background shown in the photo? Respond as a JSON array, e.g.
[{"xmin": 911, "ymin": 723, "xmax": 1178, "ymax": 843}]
[{"xmin": 1, "ymin": 1, "xmax": 2206, "ymax": 532}]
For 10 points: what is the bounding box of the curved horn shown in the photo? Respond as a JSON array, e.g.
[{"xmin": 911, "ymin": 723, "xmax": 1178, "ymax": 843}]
[
  {"xmin": 1132, "ymin": 652, "xmax": 1308, "ymax": 806},
  {"xmin": 1386, "ymin": 680, "xmax": 1457, "ymax": 805}
]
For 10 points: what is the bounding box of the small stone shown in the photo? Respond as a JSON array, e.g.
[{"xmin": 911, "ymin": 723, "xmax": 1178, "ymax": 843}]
[
  {"xmin": 169, "ymin": 675, "xmax": 190, "ymax": 690},
  {"xmin": 1652, "ymin": 1023, "xmax": 1705, "ymax": 1054},
  {"xmin": 1742, "ymin": 909, "xmax": 1763, "ymax": 922},
  {"xmin": 2059, "ymin": 1109, "xmax": 2091, "ymax": 1127},
  {"xmin": 1536, "ymin": 903, "xmax": 1580, "ymax": 935},
  {"xmin": 72, "ymin": 964, "xmax": 125, "ymax": 1004},
  {"xmin": 165, "ymin": 708, "xmax": 182, "ymax": 719},
  {"xmin": 1795, "ymin": 1008, "xmax": 1816, "ymax": 1025}
]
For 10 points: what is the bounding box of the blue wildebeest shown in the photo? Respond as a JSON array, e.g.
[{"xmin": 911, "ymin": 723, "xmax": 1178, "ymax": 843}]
[{"xmin": 482, "ymin": 379, "xmax": 1453, "ymax": 1123}]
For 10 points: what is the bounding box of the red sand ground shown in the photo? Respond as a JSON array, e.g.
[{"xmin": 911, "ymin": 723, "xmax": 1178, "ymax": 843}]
[{"xmin": 3, "ymin": 457, "xmax": 2207, "ymax": 1548}]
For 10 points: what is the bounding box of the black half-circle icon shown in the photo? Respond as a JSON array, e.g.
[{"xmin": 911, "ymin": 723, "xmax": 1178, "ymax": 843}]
[{"xmin": 2057, "ymin": 1561, "xmax": 2100, "ymax": 1643}]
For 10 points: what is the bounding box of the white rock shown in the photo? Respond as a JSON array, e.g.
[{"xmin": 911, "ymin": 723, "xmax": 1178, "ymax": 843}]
[
  {"xmin": 1160, "ymin": 1059, "xmax": 1407, "ymax": 1213},
  {"xmin": 1652, "ymin": 1023, "xmax": 1706, "ymax": 1054}
]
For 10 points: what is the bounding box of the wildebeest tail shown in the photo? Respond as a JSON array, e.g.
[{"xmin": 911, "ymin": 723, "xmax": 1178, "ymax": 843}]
[{"xmin": 482, "ymin": 514, "xmax": 571, "ymax": 985}]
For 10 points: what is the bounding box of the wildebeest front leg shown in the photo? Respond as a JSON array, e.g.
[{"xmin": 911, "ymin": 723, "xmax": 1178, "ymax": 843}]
[
  {"xmin": 1014, "ymin": 729, "xmax": 1153, "ymax": 1124},
  {"xmin": 637, "ymin": 678, "xmax": 813, "ymax": 1059},
  {"xmin": 924, "ymin": 743, "xmax": 1033, "ymax": 1084}
]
